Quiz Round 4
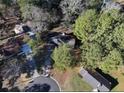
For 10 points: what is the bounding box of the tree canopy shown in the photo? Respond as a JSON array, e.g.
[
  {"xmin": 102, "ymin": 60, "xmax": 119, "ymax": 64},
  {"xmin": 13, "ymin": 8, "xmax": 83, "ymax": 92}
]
[
  {"xmin": 81, "ymin": 42, "xmax": 102, "ymax": 69},
  {"xmin": 51, "ymin": 44, "xmax": 73, "ymax": 70},
  {"xmin": 113, "ymin": 23, "xmax": 124, "ymax": 49},
  {"xmin": 73, "ymin": 9, "xmax": 124, "ymax": 72},
  {"xmin": 73, "ymin": 9, "xmax": 98, "ymax": 42},
  {"xmin": 0, "ymin": 0, "xmax": 12, "ymax": 6},
  {"xmin": 17, "ymin": 0, "xmax": 61, "ymax": 32},
  {"xmin": 100, "ymin": 49, "xmax": 123, "ymax": 73}
]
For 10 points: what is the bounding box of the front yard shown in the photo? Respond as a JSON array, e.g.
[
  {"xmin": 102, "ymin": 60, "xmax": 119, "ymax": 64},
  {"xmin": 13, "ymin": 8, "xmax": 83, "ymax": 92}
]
[
  {"xmin": 52, "ymin": 66, "xmax": 124, "ymax": 92},
  {"xmin": 52, "ymin": 67, "xmax": 92, "ymax": 92}
]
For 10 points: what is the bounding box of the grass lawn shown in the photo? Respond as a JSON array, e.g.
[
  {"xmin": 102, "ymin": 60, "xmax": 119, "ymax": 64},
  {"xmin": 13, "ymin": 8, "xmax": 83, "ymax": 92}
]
[
  {"xmin": 110, "ymin": 68, "xmax": 124, "ymax": 91},
  {"xmin": 70, "ymin": 73, "xmax": 92, "ymax": 92}
]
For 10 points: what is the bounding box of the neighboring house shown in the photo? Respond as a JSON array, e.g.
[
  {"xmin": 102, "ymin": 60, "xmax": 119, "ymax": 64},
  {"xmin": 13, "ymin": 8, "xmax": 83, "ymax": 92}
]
[
  {"xmin": 51, "ymin": 26, "xmax": 72, "ymax": 34},
  {"xmin": 14, "ymin": 24, "xmax": 32, "ymax": 34},
  {"xmin": 79, "ymin": 68, "xmax": 112, "ymax": 92},
  {"xmin": 20, "ymin": 44, "xmax": 32, "ymax": 56},
  {"xmin": 51, "ymin": 35, "xmax": 75, "ymax": 48},
  {"xmin": 14, "ymin": 24, "xmax": 24, "ymax": 34},
  {"xmin": 41, "ymin": 32, "xmax": 75, "ymax": 47},
  {"xmin": 14, "ymin": 23, "xmax": 36, "ymax": 40}
]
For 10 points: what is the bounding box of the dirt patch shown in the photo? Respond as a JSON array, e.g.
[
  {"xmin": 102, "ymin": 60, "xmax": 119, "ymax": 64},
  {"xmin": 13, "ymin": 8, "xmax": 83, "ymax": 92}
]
[{"xmin": 52, "ymin": 68, "xmax": 72, "ymax": 86}]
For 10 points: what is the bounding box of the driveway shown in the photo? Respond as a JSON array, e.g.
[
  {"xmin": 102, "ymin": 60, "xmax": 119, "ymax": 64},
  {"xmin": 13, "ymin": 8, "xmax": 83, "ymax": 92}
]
[{"xmin": 24, "ymin": 76, "xmax": 60, "ymax": 92}]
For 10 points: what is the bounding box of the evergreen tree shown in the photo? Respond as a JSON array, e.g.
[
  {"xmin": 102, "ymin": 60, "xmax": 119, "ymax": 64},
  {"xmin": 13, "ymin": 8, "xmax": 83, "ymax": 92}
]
[
  {"xmin": 51, "ymin": 44, "xmax": 72, "ymax": 70},
  {"xmin": 100, "ymin": 49, "xmax": 123, "ymax": 73},
  {"xmin": 81, "ymin": 42, "xmax": 102, "ymax": 69},
  {"xmin": 73, "ymin": 9, "xmax": 98, "ymax": 42}
]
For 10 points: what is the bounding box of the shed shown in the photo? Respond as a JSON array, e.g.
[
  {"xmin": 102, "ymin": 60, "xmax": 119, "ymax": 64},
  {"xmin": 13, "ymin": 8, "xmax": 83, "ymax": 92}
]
[{"xmin": 79, "ymin": 68, "xmax": 112, "ymax": 92}]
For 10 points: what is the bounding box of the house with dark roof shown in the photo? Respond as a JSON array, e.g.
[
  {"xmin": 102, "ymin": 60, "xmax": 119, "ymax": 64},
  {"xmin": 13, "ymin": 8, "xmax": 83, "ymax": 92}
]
[{"xmin": 79, "ymin": 67, "xmax": 112, "ymax": 92}]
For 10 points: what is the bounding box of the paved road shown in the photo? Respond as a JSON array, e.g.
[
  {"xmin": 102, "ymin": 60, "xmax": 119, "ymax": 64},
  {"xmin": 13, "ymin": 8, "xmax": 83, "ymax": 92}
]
[{"xmin": 24, "ymin": 76, "xmax": 60, "ymax": 92}]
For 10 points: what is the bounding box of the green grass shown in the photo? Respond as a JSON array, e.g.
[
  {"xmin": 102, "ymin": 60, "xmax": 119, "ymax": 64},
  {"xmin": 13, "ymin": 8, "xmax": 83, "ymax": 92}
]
[{"xmin": 70, "ymin": 73, "xmax": 92, "ymax": 92}]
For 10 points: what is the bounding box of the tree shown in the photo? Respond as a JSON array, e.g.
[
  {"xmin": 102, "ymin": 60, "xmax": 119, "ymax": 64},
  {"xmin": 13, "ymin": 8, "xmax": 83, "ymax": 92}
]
[
  {"xmin": 0, "ymin": 0, "xmax": 12, "ymax": 6},
  {"xmin": 51, "ymin": 44, "xmax": 72, "ymax": 70},
  {"xmin": 81, "ymin": 42, "xmax": 102, "ymax": 69},
  {"xmin": 85, "ymin": 0, "xmax": 103, "ymax": 9},
  {"xmin": 28, "ymin": 39, "xmax": 37, "ymax": 50},
  {"xmin": 73, "ymin": 9, "xmax": 98, "ymax": 42},
  {"xmin": 18, "ymin": 0, "xmax": 60, "ymax": 9},
  {"xmin": 73, "ymin": 9, "xmax": 124, "ymax": 71},
  {"xmin": 59, "ymin": 0, "xmax": 103, "ymax": 27},
  {"xmin": 74, "ymin": 9, "xmax": 122, "ymax": 43},
  {"xmin": 113, "ymin": 23, "xmax": 124, "ymax": 49},
  {"xmin": 100, "ymin": 49, "xmax": 123, "ymax": 73},
  {"xmin": 60, "ymin": 0, "xmax": 86, "ymax": 26},
  {"xmin": 17, "ymin": 0, "xmax": 61, "ymax": 32},
  {"xmin": 93, "ymin": 9, "xmax": 123, "ymax": 51}
]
